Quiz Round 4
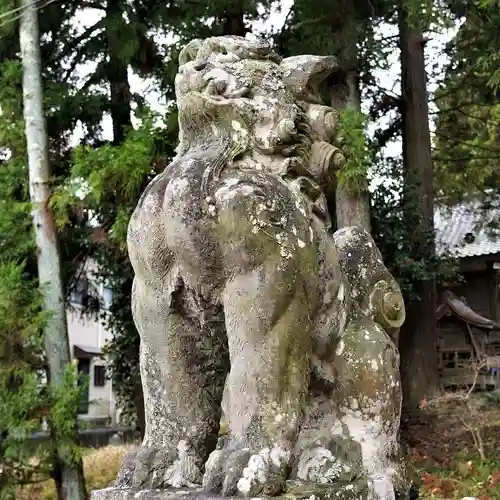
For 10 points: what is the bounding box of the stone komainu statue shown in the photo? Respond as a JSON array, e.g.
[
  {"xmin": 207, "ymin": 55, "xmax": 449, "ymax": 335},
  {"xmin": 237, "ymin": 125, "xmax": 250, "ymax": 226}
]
[{"xmin": 98, "ymin": 36, "xmax": 416, "ymax": 500}]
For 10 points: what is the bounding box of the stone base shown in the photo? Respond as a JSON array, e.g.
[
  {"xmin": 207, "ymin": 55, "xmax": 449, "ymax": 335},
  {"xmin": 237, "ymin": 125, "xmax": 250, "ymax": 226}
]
[
  {"xmin": 91, "ymin": 481, "xmax": 418, "ymax": 500},
  {"xmin": 91, "ymin": 488, "xmax": 226, "ymax": 500},
  {"xmin": 91, "ymin": 480, "xmax": 368, "ymax": 500}
]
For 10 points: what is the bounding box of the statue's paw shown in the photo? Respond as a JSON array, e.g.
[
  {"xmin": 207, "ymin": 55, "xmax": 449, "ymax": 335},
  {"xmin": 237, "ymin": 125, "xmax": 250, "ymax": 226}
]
[
  {"xmin": 294, "ymin": 442, "xmax": 359, "ymax": 484},
  {"xmin": 203, "ymin": 444, "xmax": 290, "ymax": 497},
  {"xmin": 116, "ymin": 444, "xmax": 203, "ymax": 489},
  {"xmin": 202, "ymin": 444, "xmax": 231, "ymax": 493},
  {"xmin": 203, "ymin": 446, "xmax": 252, "ymax": 495},
  {"xmin": 116, "ymin": 446, "xmax": 173, "ymax": 488},
  {"xmin": 369, "ymin": 474, "xmax": 398, "ymax": 500}
]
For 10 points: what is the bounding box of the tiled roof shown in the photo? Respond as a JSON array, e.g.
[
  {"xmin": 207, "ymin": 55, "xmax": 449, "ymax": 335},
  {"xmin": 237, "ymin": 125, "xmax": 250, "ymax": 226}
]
[{"xmin": 434, "ymin": 200, "xmax": 500, "ymax": 258}]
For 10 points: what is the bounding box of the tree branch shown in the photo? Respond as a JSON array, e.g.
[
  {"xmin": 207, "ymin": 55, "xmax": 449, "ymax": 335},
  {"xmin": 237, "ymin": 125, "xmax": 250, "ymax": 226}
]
[
  {"xmin": 434, "ymin": 155, "xmax": 500, "ymax": 162},
  {"xmin": 289, "ymin": 15, "xmax": 328, "ymax": 32},
  {"xmin": 60, "ymin": 19, "xmax": 106, "ymax": 81},
  {"xmin": 77, "ymin": 0, "xmax": 105, "ymax": 9},
  {"xmin": 434, "ymin": 130, "xmax": 500, "ymax": 153}
]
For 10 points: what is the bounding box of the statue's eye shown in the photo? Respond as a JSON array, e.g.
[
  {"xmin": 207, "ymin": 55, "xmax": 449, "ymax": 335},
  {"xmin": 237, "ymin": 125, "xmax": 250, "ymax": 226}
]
[{"xmin": 194, "ymin": 61, "xmax": 207, "ymax": 71}]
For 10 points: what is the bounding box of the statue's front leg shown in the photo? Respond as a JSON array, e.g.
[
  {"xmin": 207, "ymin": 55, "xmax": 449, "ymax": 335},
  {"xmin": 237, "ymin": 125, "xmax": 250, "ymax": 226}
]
[
  {"xmin": 203, "ymin": 192, "xmax": 319, "ymax": 497},
  {"xmin": 117, "ymin": 277, "xmax": 228, "ymax": 490}
]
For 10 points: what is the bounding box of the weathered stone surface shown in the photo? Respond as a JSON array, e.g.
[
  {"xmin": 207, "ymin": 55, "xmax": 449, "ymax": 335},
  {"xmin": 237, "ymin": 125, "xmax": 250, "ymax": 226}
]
[
  {"xmin": 91, "ymin": 482, "xmax": 419, "ymax": 500},
  {"xmin": 92, "ymin": 34, "xmax": 416, "ymax": 500},
  {"xmin": 91, "ymin": 484, "xmax": 370, "ymax": 500}
]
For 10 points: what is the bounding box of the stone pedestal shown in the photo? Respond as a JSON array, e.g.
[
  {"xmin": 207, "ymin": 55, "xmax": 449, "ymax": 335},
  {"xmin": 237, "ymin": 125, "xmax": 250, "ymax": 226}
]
[
  {"xmin": 91, "ymin": 480, "xmax": 419, "ymax": 500},
  {"xmin": 90, "ymin": 483, "xmax": 368, "ymax": 500}
]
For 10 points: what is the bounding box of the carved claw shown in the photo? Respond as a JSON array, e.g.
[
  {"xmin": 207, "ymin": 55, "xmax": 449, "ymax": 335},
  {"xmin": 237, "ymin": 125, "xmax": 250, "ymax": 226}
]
[
  {"xmin": 117, "ymin": 445, "xmax": 203, "ymax": 490},
  {"xmin": 203, "ymin": 444, "xmax": 289, "ymax": 497},
  {"xmin": 178, "ymin": 39, "xmax": 203, "ymax": 66}
]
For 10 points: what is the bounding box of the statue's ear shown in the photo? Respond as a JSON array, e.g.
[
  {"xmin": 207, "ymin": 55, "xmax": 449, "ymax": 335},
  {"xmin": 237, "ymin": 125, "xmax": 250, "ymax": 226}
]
[
  {"xmin": 178, "ymin": 39, "xmax": 203, "ymax": 66},
  {"xmin": 279, "ymin": 55, "xmax": 347, "ymax": 105}
]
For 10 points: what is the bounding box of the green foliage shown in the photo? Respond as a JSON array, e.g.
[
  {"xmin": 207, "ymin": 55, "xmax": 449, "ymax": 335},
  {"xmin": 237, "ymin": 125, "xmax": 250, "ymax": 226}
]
[
  {"xmin": 403, "ymin": 0, "xmax": 453, "ymax": 31},
  {"xmin": 0, "ymin": 61, "xmax": 24, "ymax": 149},
  {"xmin": 0, "ymin": 182, "xmax": 87, "ymax": 494},
  {"xmin": 53, "ymin": 112, "xmax": 159, "ymax": 237},
  {"xmin": 276, "ymin": 0, "xmax": 387, "ymax": 60},
  {"xmin": 434, "ymin": 1, "xmax": 500, "ymax": 211},
  {"xmin": 484, "ymin": 389, "xmax": 500, "ymax": 407},
  {"xmin": 0, "ymin": 14, "xmax": 89, "ymax": 491},
  {"xmin": 52, "ymin": 110, "xmax": 175, "ymax": 426},
  {"xmin": 371, "ymin": 157, "xmax": 461, "ymax": 301},
  {"xmin": 474, "ymin": 0, "xmax": 500, "ymax": 91},
  {"xmin": 336, "ymin": 108, "xmax": 371, "ymax": 192},
  {"xmin": 418, "ymin": 454, "xmax": 500, "ymax": 498},
  {"xmin": 49, "ymin": 364, "xmax": 87, "ymax": 465},
  {"xmin": 0, "ymin": 264, "xmax": 49, "ymax": 495}
]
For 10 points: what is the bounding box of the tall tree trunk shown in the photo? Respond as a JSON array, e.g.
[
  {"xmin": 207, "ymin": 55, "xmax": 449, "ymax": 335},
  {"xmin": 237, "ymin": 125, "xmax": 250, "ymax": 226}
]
[
  {"xmin": 398, "ymin": 0, "xmax": 438, "ymax": 411},
  {"xmin": 19, "ymin": 2, "xmax": 87, "ymax": 499},
  {"xmin": 220, "ymin": 1, "xmax": 247, "ymax": 36},
  {"xmin": 104, "ymin": 0, "xmax": 144, "ymax": 436},
  {"xmin": 331, "ymin": 19, "xmax": 371, "ymax": 232},
  {"xmin": 106, "ymin": 0, "xmax": 132, "ymax": 145}
]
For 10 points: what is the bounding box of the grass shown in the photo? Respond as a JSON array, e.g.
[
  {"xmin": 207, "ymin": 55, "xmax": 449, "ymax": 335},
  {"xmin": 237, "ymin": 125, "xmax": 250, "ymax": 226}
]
[
  {"xmin": 408, "ymin": 392, "xmax": 500, "ymax": 499},
  {"xmin": 415, "ymin": 452, "xmax": 500, "ymax": 499},
  {"xmin": 15, "ymin": 444, "xmax": 133, "ymax": 500}
]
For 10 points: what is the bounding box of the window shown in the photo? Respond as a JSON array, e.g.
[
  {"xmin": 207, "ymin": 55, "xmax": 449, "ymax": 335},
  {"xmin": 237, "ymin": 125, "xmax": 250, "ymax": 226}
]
[
  {"xmin": 94, "ymin": 365, "xmax": 106, "ymax": 387},
  {"xmin": 441, "ymin": 351, "xmax": 456, "ymax": 369},
  {"xmin": 457, "ymin": 351, "xmax": 472, "ymax": 361},
  {"xmin": 70, "ymin": 278, "xmax": 89, "ymax": 305},
  {"xmin": 77, "ymin": 358, "xmax": 90, "ymax": 414},
  {"xmin": 102, "ymin": 286, "xmax": 113, "ymax": 309},
  {"xmin": 70, "ymin": 276, "xmax": 102, "ymax": 307}
]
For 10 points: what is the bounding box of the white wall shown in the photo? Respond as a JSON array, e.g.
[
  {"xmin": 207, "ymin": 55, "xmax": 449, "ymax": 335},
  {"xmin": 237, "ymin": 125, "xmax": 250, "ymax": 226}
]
[
  {"xmin": 67, "ymin": 306, "xmax": 100, "ymax": 348},
  {"xmin": 87, "ymin": 357, "xmax": 116, "ymax": 422},
  {"xmin": 66, "ymin": 259, "xmax": 117, "ymax": 424}
]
